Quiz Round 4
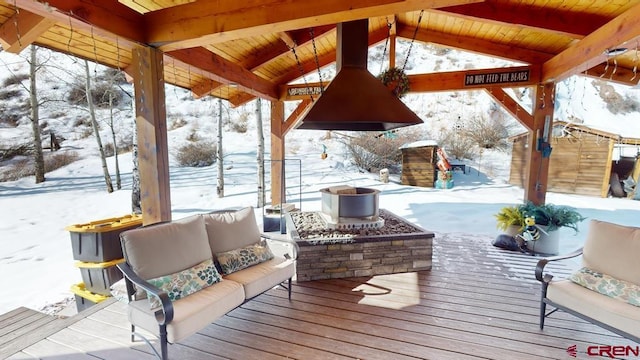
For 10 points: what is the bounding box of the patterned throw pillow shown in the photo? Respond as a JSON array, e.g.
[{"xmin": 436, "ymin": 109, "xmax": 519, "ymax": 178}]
[
  {"xmin": 216, "ymin": 242, "xmax": 274, "ymax": 275},
  {"xmin": 570, "ymin": 267, "xmax": 640, "ymax": 307},
  {"xmin": 147, "ymin": 258, "xmax": 222, "ymax": 309}
]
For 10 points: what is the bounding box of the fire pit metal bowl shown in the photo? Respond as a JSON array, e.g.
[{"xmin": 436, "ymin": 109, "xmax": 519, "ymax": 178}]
[{"xmin": 320, "ymin": 186, "xmax": 379, "ymax": 221}]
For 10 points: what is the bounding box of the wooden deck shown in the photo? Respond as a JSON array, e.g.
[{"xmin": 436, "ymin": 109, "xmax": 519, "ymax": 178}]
[{"xmin": 2, "ymin": 233, "xmax": 636, "ymax": 360}]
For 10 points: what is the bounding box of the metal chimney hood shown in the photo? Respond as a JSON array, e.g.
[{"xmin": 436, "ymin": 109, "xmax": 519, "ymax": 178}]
[{"xmin": 296, "ymin": 19, "xmax": 423, "ymax": 131}]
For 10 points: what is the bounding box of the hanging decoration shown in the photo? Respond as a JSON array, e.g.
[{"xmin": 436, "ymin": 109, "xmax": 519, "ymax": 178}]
[
  {"xmin": 378, "ymin": 67, "xmax": 410, "ymax": 98},
  {"xmin": 377, "ymin": 10, "xmax": 424, "ymax": 98},
  {"xmin": 320, "ymin": 144, "xmax": 328, "ymax": 160}
]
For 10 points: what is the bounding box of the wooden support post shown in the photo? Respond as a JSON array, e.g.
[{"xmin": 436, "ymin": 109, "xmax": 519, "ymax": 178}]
[
  {"xmin": 524, "ymin": 83, "xmax": 555, "ymax": 205},
  {"xmin": 270, "ymin": 100, "xmax": 285, "ymax": 206},
  {"xmin": 133, "ymin": 46, "xmax": 171, "ymax": 225},
  {"xmin": 601, "ymin": 139, "xmax": 615, "ymax": 198}
]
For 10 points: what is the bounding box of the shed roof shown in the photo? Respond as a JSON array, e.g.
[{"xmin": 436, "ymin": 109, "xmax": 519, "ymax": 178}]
[{"xmin": 400, "ymin": 140, "xmax": 439, "ymax": 149}]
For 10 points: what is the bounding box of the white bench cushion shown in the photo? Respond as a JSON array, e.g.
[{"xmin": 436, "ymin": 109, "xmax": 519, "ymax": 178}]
[
  {"xmin": 128, "ymin": 279, "xmax": 245, "ymax": 343},
  {"xmin": 223, "ymin": 256, "xmax": 294, "ymax": 299}
]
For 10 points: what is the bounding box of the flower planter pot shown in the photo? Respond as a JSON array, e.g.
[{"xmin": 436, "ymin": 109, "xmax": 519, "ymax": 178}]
[
  {"xmin": 505, "ymin": 225, "xmax": 522, "ymax": 237},
  {"xmin": 526, "ymin": 226, "xmax": 559, "ymax": 255}
]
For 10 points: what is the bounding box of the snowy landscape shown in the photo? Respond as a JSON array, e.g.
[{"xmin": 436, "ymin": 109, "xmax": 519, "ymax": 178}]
[{"xmin": 1, "ymin": 41, "xmax": 639, "ymax": 316}]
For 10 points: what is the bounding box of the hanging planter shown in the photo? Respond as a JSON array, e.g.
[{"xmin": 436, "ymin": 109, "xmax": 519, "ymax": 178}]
[{"xmin": 378, "ymin": 67, "xmax": 410, "ymax": 98}]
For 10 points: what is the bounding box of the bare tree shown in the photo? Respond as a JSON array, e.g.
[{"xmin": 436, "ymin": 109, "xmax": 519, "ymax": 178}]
[
  {"xmin": 28, "ymin": 45, "xmax": 45, "ymax": 183},
  {"xmin": 256, "ymin": 98, "xmax": 265, "ymax": 208},
  {"xmin": 216, "ymin": 98, "xmax": 224, "ymax": 198},
  {"xmin": 84, "ymin": 60, "xmax": 113, "ymax": 192}
]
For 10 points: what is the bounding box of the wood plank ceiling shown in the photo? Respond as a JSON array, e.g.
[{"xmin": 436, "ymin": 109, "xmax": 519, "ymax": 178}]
[{"xmin": 0, "ymin": 0, "xmax": 639, "ymax": 107}]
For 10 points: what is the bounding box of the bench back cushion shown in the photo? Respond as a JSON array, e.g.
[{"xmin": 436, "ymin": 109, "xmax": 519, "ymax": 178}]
[
  {"xmin": 121, "ymin": 215, "xmax": 212, "ymax": 280},
  {"xmin": 582, "ymin": 219, "xmax": 640, "ymax": 285},
  {"xmin": 203, "ymin": 207, "xmax": 261, "ymax": 254}
]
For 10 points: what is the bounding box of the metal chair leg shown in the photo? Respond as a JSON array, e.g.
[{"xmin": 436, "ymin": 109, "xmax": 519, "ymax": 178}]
[
  {"xmin": 539, "ymin": 300, "xmax": 547, "ymax": 329},
  {"xmin": 288, "ymin": 278, "xmax": 292, "ymax": 300},
  {"xmin": 160, "ymin": 324, "xmax": 168, "ymax": 360}
]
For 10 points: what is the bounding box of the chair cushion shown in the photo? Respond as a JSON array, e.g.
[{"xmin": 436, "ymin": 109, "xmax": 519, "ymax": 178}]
[
  {"xmin": 582, "ymin": 220, "xmax": 640, "ymax": 285},
  {"xmin": 147, "ymin": 258, "xmax": 222, "ymax": 309},
  {"xmin": 127, "ymin": 279, "xmax": 245, "ymax": 343},
  {"xmin": 216, "ymin": 242, "xmax": 274, "ymax": 275},
  {"xmin": 223, "ymin": 256, "xmax": 295, "ymax": 299},
  {"xmin": 203, "ymin": 207, "xmax": 261, "ymax": 254},
  {"xmin": 570, "ymin": 267, "xmax": 640, "ymax": 307},
  {"xmin": 547, "ymin": 279, "xmax": 640, "ymax": 339},
  {"xmin": 120, "ymin": 215, "xmax": 211, "ymax": 280}
]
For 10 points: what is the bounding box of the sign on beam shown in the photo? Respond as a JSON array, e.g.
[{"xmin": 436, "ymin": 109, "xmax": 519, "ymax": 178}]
[
  {"xmin": 464, "ymin": 69, "xmax": 530, "ymax": 87},
  {"xmin": 281, "ymin": 83, "xmax": 325, "ymax": 100},
  {"xmin": 287, "ymin": 86, "xmax": 322, "ymax": 97}
]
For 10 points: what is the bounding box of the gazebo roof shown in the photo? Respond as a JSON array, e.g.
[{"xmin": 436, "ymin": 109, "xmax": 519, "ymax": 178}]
[{"xmin": 1, "ymin": 0, "xmax": 639, "ymax": 106}]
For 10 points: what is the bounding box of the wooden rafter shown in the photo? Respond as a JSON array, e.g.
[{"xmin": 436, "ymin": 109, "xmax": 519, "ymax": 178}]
[
  {"xmin": 397, "ymin": 24, "xmax": 554, "ymax": 65},
  {"xmin": 145, "ymin": 0, "xmax": 484, "ymax": 51},
  {"xmin": 484, "ymin": 87, "xmax": 533, "ymax": 131},
  {"xmin": 542, "ymin": 1, "xmax": 640, "ymax": 82},
  {"xmin": 168, "ymin": 47, "xmax": 279, "ymax": 101},
  {"xmin": 0, "ymin": 9, "xmax": 55, "ymax": 53},
  {"xmin": 435, "ymin": 2, "xmax": 611, "ymax": 38},
  {"xmin": 283, "ymin": 99, "xmax": 313, "ymax": 134},
  {"xmin": 14, "ymin": 0, "xmax": 144, "ymax": 44},
  {"xmin": 584, "ymin": 63, "xmax": 640, "ymax": 87}
]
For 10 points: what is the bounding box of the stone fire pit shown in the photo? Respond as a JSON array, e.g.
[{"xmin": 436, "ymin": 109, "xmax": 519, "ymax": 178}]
[{"xmin": 286, "ymin": 209, "xmax": 434, "ymax": 281}]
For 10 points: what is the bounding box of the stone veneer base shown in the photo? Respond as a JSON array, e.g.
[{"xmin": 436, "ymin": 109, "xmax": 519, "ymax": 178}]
[{"xmin": 286, "ymin": 209, "xmax": 434, "ymax": 281}]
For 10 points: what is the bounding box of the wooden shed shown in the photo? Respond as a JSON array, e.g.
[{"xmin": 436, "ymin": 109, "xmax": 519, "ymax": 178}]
[
  {"xmin": 400, "ymin": 140, "xmax": 438, "ymax": 187},
  {"xmin": 509, "ymin": 122, "xmax": 640, "ymax": 198}
]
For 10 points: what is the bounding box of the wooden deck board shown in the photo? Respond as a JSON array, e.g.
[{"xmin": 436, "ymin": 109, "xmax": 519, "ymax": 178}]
[
  {"xmin": 1, "ymin": 233, "xmax": 636, "ymax": 359},
  {"xmin": 0, "ymin": 307, "xmax": 57, "ymax": 348}
]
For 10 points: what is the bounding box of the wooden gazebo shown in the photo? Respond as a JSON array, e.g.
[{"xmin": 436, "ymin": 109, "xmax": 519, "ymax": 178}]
[{"xmin": 1, "ymin": 0, "xmax": 639, "ymax": 225}]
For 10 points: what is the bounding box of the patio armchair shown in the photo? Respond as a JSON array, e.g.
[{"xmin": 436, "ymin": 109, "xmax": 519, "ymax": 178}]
[{"xmin": 535, "ymin": 219, "xmax": 640, "ymax": 343}]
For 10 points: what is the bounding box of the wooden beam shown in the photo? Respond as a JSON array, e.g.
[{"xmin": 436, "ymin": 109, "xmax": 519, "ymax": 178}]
[
  {"xmin": 484, "ymin": 87, "xmax": 533, "ymax": 131},
  {"xmin": 542, "ymin": 2, "xmax": 640, "ymax": 83},
  {"xmin": 601, "ymin": 139, "xmax": 615, "ymax": 198},
  {"xmin": 397, "ymin": 24, "xmax": 554, "ymax": 65},
  {"xmin": 584, "ymin": 63, "xmax": 640, "ymax": 87},
  {"xmin": 147, "ymin": 0, "xmax": 484, "ymax": 51},
  {"xmin": 191, "ymin": 79, "xmax": 224, "ymax": 98},
  {"xmin": 14, "ymin": 0, "xmax": 145, "ymax": 44},
  {"xmin": 278, "ymin": 32, "xmax": 297, "ymax": 49},
  {"xmin": 273, "ymin": 25, "xmax": 388, "ymax": 87},
  {"xmin": 282, "ymin": 65, "xmax": 539, "ymax": 100},
  {"xmin": 523, "ymin": 83, "xmax": 555, "ymax": 205},
  {"xmin": 167, "ymin": 47, "xmax": 279, "ymax": 101},
  {"xmin": 409, "ymin": 65, "xmax": 540, "ymax": 92},
  {"xmin": 132, "ymin": 46, "xmax": 171, "ymax": 225},
  {"xmin": 283, "ymin": 99, "xmax": 313, "ymax": 134},
  {"xmin": 0, "ymin": 9, "xmax": 55, "ymax": 53},
  {"xmin": 228, "ymin": 92, "xmax": 257, "ymax": 107},
  {"xmin": 270, "ymin": 100, "xmax": 286, "ymax": 206},
  {"xmin": 435, "ymin": 2, "xmax": 611, "ymax": 38}
]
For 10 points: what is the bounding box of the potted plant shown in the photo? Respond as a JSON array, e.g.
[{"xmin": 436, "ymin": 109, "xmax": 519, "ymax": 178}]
[
  {"xmin": 494, "ymin": 205, "xmax": 526, "ymax": 236},
  {"xmin": 517, "ymin": 202, "xmax": 586, "ymax": 255},
  {"xmin": 518, "ymin": 202, "xmax": 585, "ymax": 233}
]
